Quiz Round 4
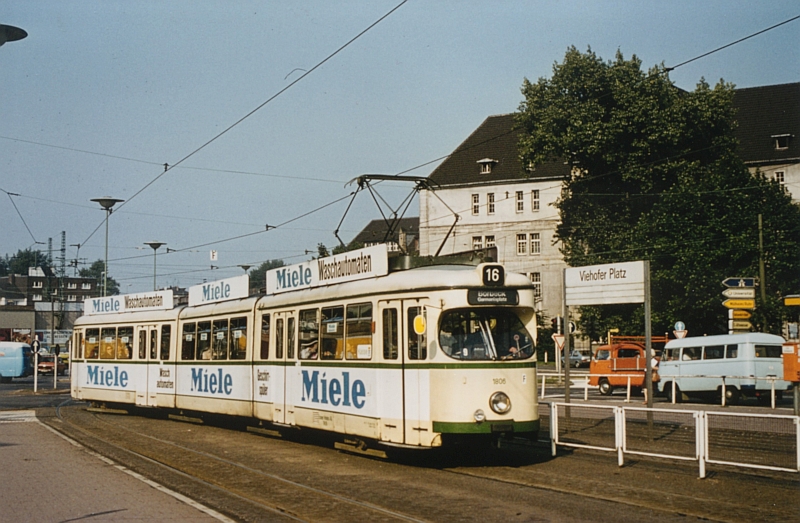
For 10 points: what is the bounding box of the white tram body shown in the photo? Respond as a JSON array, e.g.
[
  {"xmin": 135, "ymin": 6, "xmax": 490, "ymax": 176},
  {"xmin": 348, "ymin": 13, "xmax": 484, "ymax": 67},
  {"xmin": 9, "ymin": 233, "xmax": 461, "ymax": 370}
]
[{"xmin": 71, "ymin": 247, "xmax": 539, "ymax": 448}]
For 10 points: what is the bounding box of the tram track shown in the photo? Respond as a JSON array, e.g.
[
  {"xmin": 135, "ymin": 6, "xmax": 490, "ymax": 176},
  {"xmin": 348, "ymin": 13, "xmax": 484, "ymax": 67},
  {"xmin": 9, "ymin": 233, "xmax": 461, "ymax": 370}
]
[
  {"xmin": 39, "ymin": 403, "xmax": 797, "ymax": 523},
  {"xmin": 45, "ymin": 404, "xmax": 430, "ymax": 523}
]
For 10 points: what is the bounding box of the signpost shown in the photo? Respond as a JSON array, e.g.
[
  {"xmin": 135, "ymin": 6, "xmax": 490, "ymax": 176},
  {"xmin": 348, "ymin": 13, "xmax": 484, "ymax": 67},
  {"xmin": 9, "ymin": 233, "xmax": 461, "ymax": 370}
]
[
  {"xmin": 722, "ymin": 277, "xmax": 757, "ymax": 334},
  {"xmin": 564, "ymin": 261, "xmax": 653, "ymax": 407},
  {"xmin": 31, "ymin": 338, "xmax": 40, "ymax": 393},
  {"xmin": 722, "ymin": 299, "xmax": 756, "ymax": 309}
]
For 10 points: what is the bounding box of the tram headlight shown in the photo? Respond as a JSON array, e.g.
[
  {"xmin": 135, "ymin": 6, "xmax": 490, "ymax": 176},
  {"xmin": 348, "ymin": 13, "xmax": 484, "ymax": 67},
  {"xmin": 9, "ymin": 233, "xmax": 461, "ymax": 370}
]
[
  {"xmin": 489, "ymin": 391, "xmax": 511, "ymax": 414},
  {"xmin": 473, "ymin": 409, "xmax": 486, "ymax": 423}
]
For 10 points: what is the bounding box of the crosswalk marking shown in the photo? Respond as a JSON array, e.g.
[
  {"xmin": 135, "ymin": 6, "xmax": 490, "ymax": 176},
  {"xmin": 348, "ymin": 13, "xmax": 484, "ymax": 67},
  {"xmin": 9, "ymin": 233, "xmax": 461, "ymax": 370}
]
[{"xmin": 0, "ymin": 410, "xmax": 37, "ymax": 423}]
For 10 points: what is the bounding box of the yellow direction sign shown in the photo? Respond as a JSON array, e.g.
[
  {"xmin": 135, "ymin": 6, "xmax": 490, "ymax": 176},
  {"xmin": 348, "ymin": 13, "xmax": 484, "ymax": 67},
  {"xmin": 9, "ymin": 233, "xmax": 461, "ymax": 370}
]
[
  {"xmin": 731, "ymin": 309, "xmax": 752, "ymax": 319},
  {"xmin": 730, "ymin": 320, "xmax": 753, "ymax": 330},
  {"xmin": 722, "ymin": 298, "xmax": 755, "ymax": 309},
  {"xmin": 785, "ymin": 296, "xmax": 800, "ymax": 306}
]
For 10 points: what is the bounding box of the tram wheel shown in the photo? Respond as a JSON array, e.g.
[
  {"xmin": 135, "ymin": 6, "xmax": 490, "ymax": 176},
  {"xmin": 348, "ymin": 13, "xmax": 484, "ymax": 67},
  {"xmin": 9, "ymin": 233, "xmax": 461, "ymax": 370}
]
[{"xmin": 598, "ymin": 379, "xmax": 613, "ymax": 396}]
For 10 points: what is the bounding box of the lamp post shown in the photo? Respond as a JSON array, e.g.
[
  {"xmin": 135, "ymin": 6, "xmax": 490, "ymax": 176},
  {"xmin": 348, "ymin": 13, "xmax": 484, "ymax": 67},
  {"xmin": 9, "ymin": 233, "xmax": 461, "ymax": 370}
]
[
  {"xmin": 91, "ymin": 197, "xmax": 123, "ymax": 296},
  {"xmin": 0, "ymin": 24, "xmax": 27, "ymax": 46},
  {"xmin": 144, "ymin": 241, "xmax": 166, "ymax": 291}
]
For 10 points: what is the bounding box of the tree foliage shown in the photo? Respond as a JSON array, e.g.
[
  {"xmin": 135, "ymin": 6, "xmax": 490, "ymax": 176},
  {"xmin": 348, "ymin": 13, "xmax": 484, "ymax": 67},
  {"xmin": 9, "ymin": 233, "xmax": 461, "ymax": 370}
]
[
  {"xmin": 80, "ymin": 259, "xmax": 120, "ymax": 296},
  {"xmin": 248, "ymin": 259, "xmax": 285, "ymax": 293},
  {"xmin": 517, "ymin": 47, "xmax": 800, "ymax": 337},
  {"xmin": 5, "ymin": 249, "xmax": 51, "ymax": 276}
]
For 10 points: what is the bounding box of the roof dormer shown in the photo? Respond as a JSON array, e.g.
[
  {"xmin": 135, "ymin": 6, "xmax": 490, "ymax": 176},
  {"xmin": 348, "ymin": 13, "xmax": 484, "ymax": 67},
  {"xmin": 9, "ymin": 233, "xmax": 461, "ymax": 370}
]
[{"xmin": 477, "ymin": 158, "xmax": 498, "ymax": 174}]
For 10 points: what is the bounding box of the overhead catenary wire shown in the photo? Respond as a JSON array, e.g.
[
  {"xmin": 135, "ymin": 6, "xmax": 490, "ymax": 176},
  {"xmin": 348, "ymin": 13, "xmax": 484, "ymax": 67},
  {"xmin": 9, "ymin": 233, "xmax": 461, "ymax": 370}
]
[{"xmin": 78, "ymin": 0, "xmax": 408, "ymax": 249}]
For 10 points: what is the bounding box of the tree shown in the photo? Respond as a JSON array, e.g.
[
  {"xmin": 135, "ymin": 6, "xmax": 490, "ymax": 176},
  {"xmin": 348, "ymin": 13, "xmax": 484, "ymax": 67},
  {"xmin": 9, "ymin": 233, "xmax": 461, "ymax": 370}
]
[
  {"xmin": 80, "ymin": 259, "xmax": 120, "ymax": 296},
  {"xmin": 248, "ymin": 259, "xmax": 285, "ymax": 293},
  {"xmin": 6, "ymin": 248, "xmax": 51, "ymax": 276},
  {"xmin": 516, "ymin": 47, "xmax": 800, "ymax": 337}
]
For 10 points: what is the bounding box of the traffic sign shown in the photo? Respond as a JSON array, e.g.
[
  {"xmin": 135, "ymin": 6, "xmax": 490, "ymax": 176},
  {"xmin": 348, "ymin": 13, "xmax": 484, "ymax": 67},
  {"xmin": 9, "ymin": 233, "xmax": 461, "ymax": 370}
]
[
  {"xmin": 722, "ymin": 277, "xmax": 756, "ymax": 288},
  {"xmin": 31, "ymin": 339, "xmax": 40, "ymax": 353},
  {"xmin": 673, "ymin": 330, "xmax": 687, "ymax": 339},
  {"xmin": 674, "ymin": 321, "xmax": 685, "ymax": 331},
  {"xmin": 729, "ymin": 320, "xmax": 753, "ymax": 330},
  {"xmin": 785, "ymin": 295, "xmax": 800, "ymax": 306},
  {"xmin": 722, "ymin": 288, "xmax": 756, "ymax": 299},
  {"xmin": 730, "ymin": 309, "xmax": 752, "ymax": 319},
  {"xmin": 722, "ymin": 298, "xmax": 756, "ymax": 309},
  {"xmin": 552, "ymin": 333, "xmax": 565, "ymax": 351}
]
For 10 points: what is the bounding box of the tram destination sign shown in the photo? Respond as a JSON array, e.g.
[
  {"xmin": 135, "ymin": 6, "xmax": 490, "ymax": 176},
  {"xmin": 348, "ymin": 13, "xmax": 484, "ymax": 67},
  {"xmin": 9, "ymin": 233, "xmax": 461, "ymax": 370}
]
[
  {"xmin": 565, "ymin": 261, "xmax": 645, "ymax": 306},
  {"xmin": 85, "ymin": 289, "xmax": 174, "ymax": 315},
  {"xmin": 467, "ymin": 289, "xmax": 519, "ymax": 306},
  {"xmin": 266, "ymin": 244, "xmax": 389, "ymax": 295}
]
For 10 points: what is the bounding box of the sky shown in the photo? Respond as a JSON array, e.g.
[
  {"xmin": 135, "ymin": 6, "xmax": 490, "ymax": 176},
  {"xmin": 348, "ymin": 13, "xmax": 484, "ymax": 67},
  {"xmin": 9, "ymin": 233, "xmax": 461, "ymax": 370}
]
[{"xmin": 1, "ymin": 1, "xmax": 798, "ymax": 294}]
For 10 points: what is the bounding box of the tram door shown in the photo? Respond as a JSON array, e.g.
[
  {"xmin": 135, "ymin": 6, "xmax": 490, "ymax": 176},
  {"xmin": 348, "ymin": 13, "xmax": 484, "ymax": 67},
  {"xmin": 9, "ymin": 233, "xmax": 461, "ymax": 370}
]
[
  {"xmin": 273, "ymin": 312, "xmax": 297, "ymax": 425},
  {"xmin": 380, "ymin": 300, "xmax": 428, "ymax": 445},
  {"xmin": 135, "ymin": 325, "xmax": 159, "ymax": 407},
  {"xmin": 403, "ymin": 302, "xmax": 429, "ymax": 445}
]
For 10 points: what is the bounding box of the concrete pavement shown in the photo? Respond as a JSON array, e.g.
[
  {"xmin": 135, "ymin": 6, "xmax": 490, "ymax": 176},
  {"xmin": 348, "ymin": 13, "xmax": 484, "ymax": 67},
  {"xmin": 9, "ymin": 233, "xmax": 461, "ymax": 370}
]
[{"xmin": 0, "ymin": 410, "xmax": 231, "ymax": 522}]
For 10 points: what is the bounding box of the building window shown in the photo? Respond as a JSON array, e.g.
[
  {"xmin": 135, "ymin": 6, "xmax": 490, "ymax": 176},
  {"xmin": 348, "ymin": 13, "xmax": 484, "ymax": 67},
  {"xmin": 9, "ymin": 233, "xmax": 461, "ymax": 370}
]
[
  {"xmin": 774, "ymin": 171, "xmax": 785, "ymax": 185},
  {"xmin": 32, "ymin": 281, "xmax": 43, "ymax": 289},
  {"xmin": 530, "ymin": 233, "xmax": 541, "ymax": 255},
  {"xmin": 487, "ymin": 193, "xmax": 495, "ymax": 215},
  {"xmin": 472, "ymin": 194, "xmax": 480, "ymax": 215},
  {"xmin": 32, "ymin": 294, "xmax": 43, "ymax": 301},
  {"xmin": 67, "ymin": 282, "xmax": 77, "ymax": 289},
  {"xmin": 516, "ymin": 234, "xmax": 527, "ymax": 255},
  {"xmin": 472, "ymin": 236, "xmax": 483, "ymax": 250},
  {"xmin": 68, "ymin": 295, "xmax": 78, "ymax": 302},
  {"xmin": 516, "ymin": 191, "xmax": 524, "ymax": 213},
  {"xmin": 772, "ymin": 134, "xmax": 791, "ymax": 150},
  {"xmin": 531, "ymin": 190, "xmax": 540, "ymax": 211},
  {"xmin": 529, "ymin": 272, "xmax": 542, "ymax": 298},
  {"xmin": 485, "ymin": 235, "xmax": 496, "ymax": 248},
  {"xmin": 82, "ymin": 282, "xmax": 92, "ymax": 290}
]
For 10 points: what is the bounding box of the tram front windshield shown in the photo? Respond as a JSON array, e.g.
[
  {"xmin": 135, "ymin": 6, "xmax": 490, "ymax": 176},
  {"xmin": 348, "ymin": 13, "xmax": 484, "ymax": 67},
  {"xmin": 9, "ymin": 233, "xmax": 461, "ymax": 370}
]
[{"xmin": 439, "ymin": 308, "xmax": 534, "ymax": 361}]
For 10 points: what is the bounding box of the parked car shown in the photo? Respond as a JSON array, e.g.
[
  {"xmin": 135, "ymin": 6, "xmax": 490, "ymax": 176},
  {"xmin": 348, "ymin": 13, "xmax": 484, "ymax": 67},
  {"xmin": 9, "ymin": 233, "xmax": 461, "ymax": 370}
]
[
  {"xmin": 561, "ymin": 350, "xmax": 590, "ymax": 368},
  {"xmin": 657, "ymin": 332, "xmax": 791, "ymax": 404},
  {"xmin": 589, "ymin": 336, "xmax": 668, "ymax": 395},
  {"xmin": 37, "ymin": 354, "xmax": 66, "ymax": 375}
]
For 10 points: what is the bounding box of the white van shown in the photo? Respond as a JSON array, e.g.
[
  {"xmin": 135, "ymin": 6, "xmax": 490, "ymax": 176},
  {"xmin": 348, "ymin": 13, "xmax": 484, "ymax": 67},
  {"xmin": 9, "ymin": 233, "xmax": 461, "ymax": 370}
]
[{"xmin": 657, "ymin": 333, "xmax": 791, "ymax": 403}]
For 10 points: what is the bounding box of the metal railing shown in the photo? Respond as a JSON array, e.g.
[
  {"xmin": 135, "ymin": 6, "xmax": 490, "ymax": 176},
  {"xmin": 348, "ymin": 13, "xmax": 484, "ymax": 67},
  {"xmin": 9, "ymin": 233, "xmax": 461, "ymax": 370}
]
[
  {"xmin": 548, "ymin": 402, "xmax": 799, "ymax": 478},
  {"xmin": 538, "ymin": 372, "xmax": 790, "ymax": 408}
]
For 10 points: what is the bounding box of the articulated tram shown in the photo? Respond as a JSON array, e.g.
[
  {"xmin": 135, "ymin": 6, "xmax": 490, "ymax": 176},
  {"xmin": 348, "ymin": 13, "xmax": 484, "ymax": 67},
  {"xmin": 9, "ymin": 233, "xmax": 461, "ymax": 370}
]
[{"xmin": 71, "ymin": 246, "xmax": 539, "ymax": 449}]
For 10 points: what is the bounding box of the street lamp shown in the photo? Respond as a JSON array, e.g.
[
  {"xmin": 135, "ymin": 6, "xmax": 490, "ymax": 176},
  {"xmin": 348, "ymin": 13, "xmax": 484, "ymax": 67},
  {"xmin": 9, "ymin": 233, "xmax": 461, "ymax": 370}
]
[
  {"xmin": 0, "ymin": 24, "xmax": 27, "ymax": 46},
  {"xmin": 144, "ymin": 241, "xmax": 166, "ymax": 291},
  {"xmin": 91, "ymin": 197, "xmax": 124, "ymax": 296}
]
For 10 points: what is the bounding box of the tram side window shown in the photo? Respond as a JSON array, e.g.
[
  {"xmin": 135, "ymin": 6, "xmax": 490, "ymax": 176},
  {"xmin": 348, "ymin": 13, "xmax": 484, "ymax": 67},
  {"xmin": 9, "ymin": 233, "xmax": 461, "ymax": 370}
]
[
  {"xmin": 149, "ymin": 329, "xmax": 158, "ymax": 359},
  {"xmin": 383, "ymin": 308, "xmax": 398, "ymax": 360},
  {"xmin": 161, "ymin": 325, "xmax": 171, "ymax": 360},
  {"xmin": 212, "ymin": 319, "xmax": 229, "ymax": 360},
  {"xmin": 86, "ymin": 328, "xmax": 99, "ymax": 359},
  {"xmin": 407, "ymin": 307, "xmax": 427, "ymax": 360},
  {"xmin": 182, "ymin": 323, "xmax": 196, "ymax": 360},
  {"xmin": 346, "ymin": 302, "xmax": 372, "ymax": 360},
  {"xmin": 75, "ymin": 332, "xmax": 84, "ymax": 359},
  {"xmin": 230, "ymin": 317, "xmax": 247, "ymax": 360},
  {"xmin": 117, "ymin": 327, "xmax": 133, "ymax": 359},
  {"xmin": 138, "ymin": 330, "xmax": 147, "ymax": 359},
  {"xmin": 260, "ymin": 314, "xmax": 270, "ymax": 360},
  {"xmin": 100, "ymin": 327, "xmax": 116, "ymax": 359},
  {"xmin": 299, "ymin": 309, "xmax": 319, "ymax": 360},
  {"xmin": 197, "ymin": 321, "xmax": 212, "ymax": 360},
  {"xmin": 275, "ymin": 318, "xmax": 284, "ymax": 359},
  {"xmin": 321, "ymin": 306, "xmax": 344, "ymax": 360}
]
